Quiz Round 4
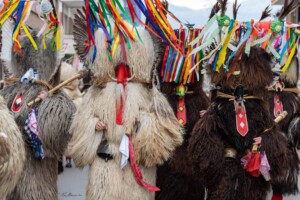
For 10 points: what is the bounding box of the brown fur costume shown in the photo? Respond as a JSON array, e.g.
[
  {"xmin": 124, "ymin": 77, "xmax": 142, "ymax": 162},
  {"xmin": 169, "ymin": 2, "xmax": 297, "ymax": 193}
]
[
  {"xmin": 68, "ymin": 9, "xmax": 183, "ymax": 200},
  {"xmin": 0, "ymin": 22, "xmax": 76, "ymax": 200},
  {"xmin": 155, "ymin": 70, "xmax": 209, "ymax": 200},
  {"xmin": 188, "ymin": 46, "xmax": 292, "ymax": 200},
  {"xmin": 267, "ymin": 48, "xmax": 300, "ymax": 196},
  {"xmin": 265, "ymin": 1, "xmax": 300, "ymax": 196}
]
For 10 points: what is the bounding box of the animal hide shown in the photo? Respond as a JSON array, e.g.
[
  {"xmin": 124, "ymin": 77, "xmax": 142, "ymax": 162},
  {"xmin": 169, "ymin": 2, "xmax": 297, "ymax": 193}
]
[
  {"xmin": 188, "ymin": 46, "xmax": 292, "ymax": 200},
  {"xmin": 156, "ymin": 82, "xmax": 209, "ymax": 200},
  {"xmin": 266, "ymin": 57, "xmax": 300, "ymax": 195},
  {"xmin": 68, "ymin": 82, "xmax": 183, "ymax": 200},
  {"xmin": 1, "ymin": 82, "xmax": 75, "ymax": 200},
  {"xmin": 0, "ymin": 95, "xmax": 25, "ymax": 198}
]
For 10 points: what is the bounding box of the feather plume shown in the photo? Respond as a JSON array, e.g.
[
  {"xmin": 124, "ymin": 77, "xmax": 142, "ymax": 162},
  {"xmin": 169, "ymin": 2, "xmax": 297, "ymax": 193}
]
[
  {"xmin": 233, "ymin": 0, "xmax": 241, "ymax": 20},
  {"xmin": 73, "ymin": 7, "xmax": 88, "ymax": 62},
  {"xmin": 277, "ymin": 0, "xmax": 300, "ymax": 21},
  {"xmin": 260, "ymin": 6, "xmax": 272, "ymax": 21},
  {"xmin": 209, "ymin": 2, "xmax": 221, "ymax": 19},
  {"xmin": 219, "ymin": 0, "xmax": 228, "ymax": 16}
]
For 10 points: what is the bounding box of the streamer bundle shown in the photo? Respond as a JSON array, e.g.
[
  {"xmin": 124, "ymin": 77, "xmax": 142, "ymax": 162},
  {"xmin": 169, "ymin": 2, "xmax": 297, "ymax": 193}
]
[
  {"xmin": 81, "ymin": 0, "xmax": 182, "ymax": 62},
  {"xmin": 160, "ymin": 28, "xmax": 203, "ymax": 85},
  {"xmin": 0, "ymin": 0, "xmax": 61, "ymax": 52}
]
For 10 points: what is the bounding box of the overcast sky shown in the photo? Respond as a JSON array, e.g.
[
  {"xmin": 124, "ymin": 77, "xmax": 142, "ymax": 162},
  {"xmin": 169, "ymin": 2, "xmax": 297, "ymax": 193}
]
[{"xmin": 167, "ymin": 0, "xmax": 282, "ymax": 28}]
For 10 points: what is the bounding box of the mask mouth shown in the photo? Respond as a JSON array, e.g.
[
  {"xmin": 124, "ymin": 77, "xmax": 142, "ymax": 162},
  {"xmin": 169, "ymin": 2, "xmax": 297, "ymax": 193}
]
[{"xmin": 109, "ymin": 63, "xmax": 135, "ymax": 83}]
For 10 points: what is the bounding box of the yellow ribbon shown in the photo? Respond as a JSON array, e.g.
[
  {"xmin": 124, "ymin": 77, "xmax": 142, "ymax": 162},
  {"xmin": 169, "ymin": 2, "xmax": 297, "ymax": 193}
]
[
  {"xmin": 112, "ymin": 33, "xmax": 120, "ymax": 57},
  {"xmin": 216, "ymin": 21, "xmax": 238, "ymax": 72},
  {"xmin": 56, "ymin": 25, "xmax": 61, "ymax": 51},
  {"xmin": 0, "ymin": 0, "xmax": 19, "ymax": 25},
  {"xmin": 21, "ymin": 22, "xmax": 38, "ymax": 50},
  {"xmin": 109, "ymin": 0, "xmax": 136, "ymax": 40},
  {"xmin": 281, "ymin": 39, "xmax": 298, "ymax": 73}
]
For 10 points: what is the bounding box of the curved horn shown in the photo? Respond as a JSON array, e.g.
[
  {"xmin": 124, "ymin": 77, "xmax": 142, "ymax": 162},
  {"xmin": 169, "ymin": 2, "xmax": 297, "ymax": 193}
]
[
  {"xmin": 108, "ymin": 72, "xmax": 117, "ymax": 82},
  {"xmin": 126, "ymin": 73, "xmax": 136, "ymax": 82}
]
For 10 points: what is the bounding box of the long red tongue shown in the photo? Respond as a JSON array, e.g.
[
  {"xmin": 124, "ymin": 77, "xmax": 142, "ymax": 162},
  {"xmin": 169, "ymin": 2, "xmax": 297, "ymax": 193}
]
[
  {"xmin": 128, "ymin": 135, "xmax": 160, "ymax": 192},
  {"xmin": 115, "ymin": 64, "xmax": 130, "ymax": 125}
]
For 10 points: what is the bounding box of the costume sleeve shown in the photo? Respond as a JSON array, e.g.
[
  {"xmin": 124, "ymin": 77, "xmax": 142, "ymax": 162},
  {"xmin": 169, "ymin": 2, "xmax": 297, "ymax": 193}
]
[
  {"xmin": 133, "ymin": 88, "xmax": 184, "ymax": 168},
  {"xmin": 67, "ymin": 95, "xmax": 103, "ymax": 169},
  {"xmin": 260, "ymin": 128, "xmax": 292, "ymax": 181},
  {"xmin": 38, "ymin": 91, "xmax": 76, "ymax": 159},
  {"xmin": 288, "ymin": 116, "xmax": 300, "ymax": 149},
  {"xmin": 188, "ymin": 109, "xmax": 225, "ymax": 187}
]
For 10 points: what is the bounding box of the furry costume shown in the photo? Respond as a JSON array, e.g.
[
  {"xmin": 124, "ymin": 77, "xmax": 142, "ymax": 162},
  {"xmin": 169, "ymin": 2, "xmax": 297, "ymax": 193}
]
[
  {"xmin": 68, "ymin": 8, "xmax": 183, "ymax": 200},
  {"xmin": 0, "ymin": 95, "xmax": 25, "ymax": 199},
  {"xmin": 0, "ymin": 20, "xmax": 76, "ymax": 200},
  {"xmin": 188, "ymin": 41, "xmax": 292, "ymax": 200},
  {"xmin": 188, "ymin": 3, "xmax": 291, "ymax": 197},
  {"xmin": 263, "ymin": 1, "xmax": 300, "ymax": 197},
  {"xmin": 155, "ymin": 29, "xmax": 209, "ymax": 199},
  {"xmin": 267, "ymin": 56, "xmax": 300, "ymax": 197}
]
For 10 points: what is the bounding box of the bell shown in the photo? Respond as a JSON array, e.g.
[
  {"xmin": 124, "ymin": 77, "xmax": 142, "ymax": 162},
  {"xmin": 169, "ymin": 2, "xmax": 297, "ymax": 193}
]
[
  {"xmin": 97, "ymin": 139, "xmax": 113, "ymax": 162},
  {"xmin": 234, "ymin": 84, "xmax": 244, "ymax": 104}
]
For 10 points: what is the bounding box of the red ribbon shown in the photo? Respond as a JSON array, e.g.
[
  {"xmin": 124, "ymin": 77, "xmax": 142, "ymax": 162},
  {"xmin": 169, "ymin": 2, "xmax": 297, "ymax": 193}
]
[
  {"xmin": 272, "ymin": 193, "xmax": 283, "ymax": 200},
  {"xmin": 85, "ymin": 0, "xmax": 95, "ymax": 45},
  {"xmin": 128, "ymin": 135, "xmax": 160, "ymax": 192},
  {"xmin": 245, "ymin": 152, "xmax": 260, "ymax": 177}
]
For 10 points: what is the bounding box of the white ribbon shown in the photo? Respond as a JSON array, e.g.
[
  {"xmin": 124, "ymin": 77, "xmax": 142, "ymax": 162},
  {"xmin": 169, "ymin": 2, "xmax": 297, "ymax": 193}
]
[{"xmin": 119, "ymin": 135, "xmax": 129, "ymax": 169}]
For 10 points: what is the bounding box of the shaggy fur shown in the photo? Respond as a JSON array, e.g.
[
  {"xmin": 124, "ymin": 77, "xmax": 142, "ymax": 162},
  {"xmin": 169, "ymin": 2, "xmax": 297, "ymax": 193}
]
[
  {"xmin": 70, "ymin": 18, "xmax": 184, "ymax": 199},
  {"xmin": 69, "ymin": 83, "xmax": 183, "ymax": 200},
  {"xmin": 0, "ymin": 20, "xmax": 72, "ymax": 199},
  {"xmin": 156, "ymin": 82, "xmax": 209, "ymax": 200},
  {"xmin": 60, "ymin": 62, "xmax": 83, "ymax": 108},
  {"xmin": 10, "ymin": 36, "xmax": 60, "ymax": 85},
  {"xmin": 0, "ymin": 83, "xmax": 75, "ymax": 200},
  {"xmin": 266, "ymin": 55, "xmax": 300, "ymax": 195},
  {"xmin": 188, "ymin": 46, "xmax": 292, "ymax": 199},
  {"xmin": 92, "ymin": 27, "xmax": 155, "ymax": 83},
  {"xmin": 0, "ymin": 95, "xmax": 25, "ymax": 198}
]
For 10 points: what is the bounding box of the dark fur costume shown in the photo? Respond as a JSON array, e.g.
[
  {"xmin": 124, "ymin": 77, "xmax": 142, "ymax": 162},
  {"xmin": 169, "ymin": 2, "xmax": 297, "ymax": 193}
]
[
  {"xmin": 0, "ymin": 36, "xmax": 76, "ymax": 200},
  {"xmin": 266, "ymin": 57, "xmax": 300, "ymax": 195},
  {"xmin": 188, "ymin": 47, "xmax": 292, "ymax": 200},
  {"xmin": 156, "ymin": 82, "xmax": 209, "ymax": 200}
]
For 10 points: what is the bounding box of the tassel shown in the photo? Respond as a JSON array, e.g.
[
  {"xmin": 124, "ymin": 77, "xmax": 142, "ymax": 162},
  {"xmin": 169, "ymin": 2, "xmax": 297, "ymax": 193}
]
[{"xmin": 271, "ymin": 194, "xmax": 283, "ymax": 200}]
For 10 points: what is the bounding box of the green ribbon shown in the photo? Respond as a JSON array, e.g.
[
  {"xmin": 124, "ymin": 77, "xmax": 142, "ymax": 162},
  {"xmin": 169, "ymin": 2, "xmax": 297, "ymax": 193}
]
[{"xmin": 189, "ymin": 14, "xmax": 217, "ymax": 46}]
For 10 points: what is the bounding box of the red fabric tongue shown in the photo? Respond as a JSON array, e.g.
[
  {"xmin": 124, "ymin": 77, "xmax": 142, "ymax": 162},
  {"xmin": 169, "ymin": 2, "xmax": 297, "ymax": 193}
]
[
  {"xmin": 235, "ymin": 101, "xmax": 249, "ymax": 136},
  {"xmin": 115, "ymin": 64, "xmax": 130, "ymax": 125},
  {"xmin": 274, "ymin": 94, "xmax": 283, "ymax": 117},
  {"xmin": 115, "ymin": 64, "xmax": 130, "ymax": 84},
  {"xmin": 176, "ymin": 97, "xmax": 187, "ymax": 125}
]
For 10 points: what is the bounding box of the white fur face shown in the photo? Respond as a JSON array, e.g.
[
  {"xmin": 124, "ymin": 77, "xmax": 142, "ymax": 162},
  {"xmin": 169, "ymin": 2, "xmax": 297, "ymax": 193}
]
[{"xmin": 92, "ymin": 26, "xmax": 155, "ymax": 82}]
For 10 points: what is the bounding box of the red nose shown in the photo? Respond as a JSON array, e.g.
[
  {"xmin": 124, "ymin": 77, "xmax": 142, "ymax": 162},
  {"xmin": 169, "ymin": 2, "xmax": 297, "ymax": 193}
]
[{"xmin": 115, "ymin": 64, "xmax": 131, "ymax": 84}]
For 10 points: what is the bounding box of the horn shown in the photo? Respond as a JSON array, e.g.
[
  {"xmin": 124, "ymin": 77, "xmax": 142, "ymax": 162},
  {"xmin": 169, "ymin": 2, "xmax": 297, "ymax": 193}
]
[
  {"xmin": 108, "ymin": 72, "xmax": 117, "ymax": 82},
  {"xmin": 126, "ymin": 73, "xmax": 136, "ymax": 82}
]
